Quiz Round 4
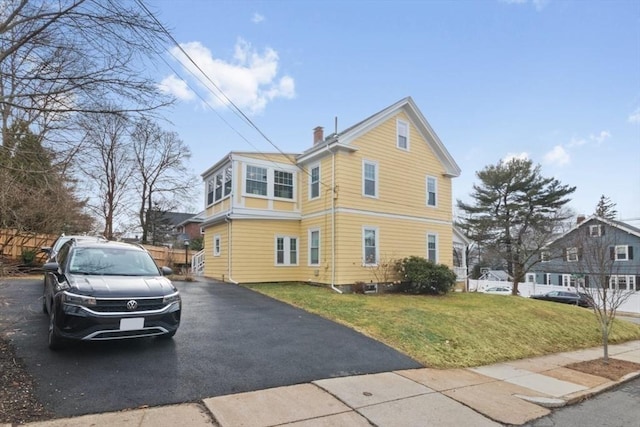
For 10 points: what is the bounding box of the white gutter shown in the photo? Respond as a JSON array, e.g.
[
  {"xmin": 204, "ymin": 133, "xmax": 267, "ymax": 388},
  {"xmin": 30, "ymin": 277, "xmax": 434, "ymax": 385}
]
[
  {"xmin": 326, "ymin": 143, "xmax": 342, "ymax": 294},
  {"xmin": 225, "ymin": 214, "xmax": 238, "ymax": 284}
]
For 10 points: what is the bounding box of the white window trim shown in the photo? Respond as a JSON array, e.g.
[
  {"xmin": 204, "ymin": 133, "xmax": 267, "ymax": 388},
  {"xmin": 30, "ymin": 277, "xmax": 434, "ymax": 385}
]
[
  {"xmin": 427, "ymin": 233, "xmax": 438, "ymax": 263},
  {"xmin": 396, "ymin": 119, "xmax": 410, "ymax": 151},
  {"xmin": 243, "ymin": 163, "xmax": 297, "ymax": 200},
  {"xmin": 213, "ymin": 234, "xmax": 221, "ymax": 257},
  {"xmin": 562, "ymin": 274, "xmax": 576, "ymax": 287},
  {"xmin": 309, "ymin": 163, "xmax": 321, "ymax": 200},
  {"xmin": 308, "ymin": 228, "xmax": 320, "ymax": 266},
  {"xmin": 540, "ymin": 251, "xmax": 550, "ymax": 262},
  {"xmin": 566, "ymin": 247, "xmax": 579, "ymax": 262},
  {"xmin": 362, "ymin": 160, "xmax": 378, "ymax": 198},
  {"xmin": 275, "ymin": 236, "xmax": 298, "ymax": 266},
  {"xmin": 426, "ymin": 176, "xmax": 437, "ymax": 207},
  {"xmin": 589, "ymin": 224, "xmax": 602, "ymax": 237},
  {"xmin": 362, "ymin": 226, "xmax": 379, "ymax": 266},
  {"xmin": 609, "ymin": 275, "xmax": 635, "ymax": 290},
  {"xmin": 545, "ymin": 273, "xmax": 551, "ymax": 285},
  {"xmin": 614, "ymin": 245, "xmax": 629, "ymax": 261}
]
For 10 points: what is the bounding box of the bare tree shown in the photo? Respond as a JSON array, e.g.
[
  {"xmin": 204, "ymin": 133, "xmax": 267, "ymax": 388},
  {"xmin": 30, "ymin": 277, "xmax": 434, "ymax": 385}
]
[
  {"xmin": 77, "ymin": 111, "xmax": 134, "ymax": 239},
  {"xmin": 558, "ymin": 217, "xmax": 636, "ymax": 362},
  {"xmin": 130, "ymin": 118, "xmax": 194, "ymax": 243},
  {"xmin": 1, "ymin": 0, "xmax": 173, "ymax": 175}
]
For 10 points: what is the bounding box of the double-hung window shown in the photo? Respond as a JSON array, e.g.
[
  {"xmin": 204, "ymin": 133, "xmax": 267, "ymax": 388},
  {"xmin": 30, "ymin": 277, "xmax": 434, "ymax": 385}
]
[
  {"xmin": 612, "ymin": 245, "xmax": 631, "ymax": 261},
  {"xmin": 397, "ymin": 120, "xmax": 409, "ymax": 150},
  {"xmin": 246, "ymin": 166, "xmax": 268, "ymax": 196},
  {"xmin": 589, "ymin": 225, "xmax": 602, "ymax": 237},
  {"xmin": 224, "ymin": 166, "xmax": 232, "ymax": 196},
  {"xmin": 566, "ymin": 247, "xmax": 579, "ymax": 262},
  {"xmin": 540, "ymin": 251, "xmax": 550, "ymax": 262},
  {"xmin": 309, "ymin": 229, "xmax": 320, "ymax": 265},
  {"xmin": 363, "ymin": 227, "xmax": 378, "ymax": 265},
  {"xmin": 363, "ymin": 161, "xmax": 378, "ymax": 198},
  {"xmin": 276, "ymin": 236, "xmax": 298, "ymax": 266},
  {"xmin": 427, "ymin": 233, "xmax": 437, "ymax": 262},
  {"xmin": 309, "ymin": 164, "xmax": 320, "ymax": 199},
  {"xmin": 214, "ymin": 174, "xmax": 223, "ymax": 200},
  {"xmin": 426, "ymin": 176, "xmax": 437, "ymax": 207},
  {"xmin": 274, "ymin": 170, "xmax": 293, "ymax": 199},
  {"xmin": 207, "ymin": 179, "xmax": 215, "ymax": 205}
]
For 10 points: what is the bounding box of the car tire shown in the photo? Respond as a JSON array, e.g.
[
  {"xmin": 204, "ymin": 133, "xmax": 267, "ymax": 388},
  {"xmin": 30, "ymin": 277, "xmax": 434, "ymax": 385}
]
[{"xmin": 48, "ymin": 308, "xmax": 65, "ymax": 351}]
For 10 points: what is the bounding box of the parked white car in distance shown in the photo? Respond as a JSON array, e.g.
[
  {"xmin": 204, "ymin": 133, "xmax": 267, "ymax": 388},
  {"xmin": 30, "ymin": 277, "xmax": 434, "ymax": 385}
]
[{"xmin": 482, "ymin": 286, "xmax": 514, "ymax": 295}]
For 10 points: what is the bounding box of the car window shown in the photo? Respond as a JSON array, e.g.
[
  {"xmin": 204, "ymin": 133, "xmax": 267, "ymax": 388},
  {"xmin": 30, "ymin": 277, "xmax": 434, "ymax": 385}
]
[
  {"xmin": 69, "ymin": 247, "xmax": 160, "ymax": 276},
  {"xmin": 548, "ymin": 291, "xmax": 558, "ymax": 296},
  {"xmin": 56, "ymin": 241, "xmax": 72, "ymax": 267}
]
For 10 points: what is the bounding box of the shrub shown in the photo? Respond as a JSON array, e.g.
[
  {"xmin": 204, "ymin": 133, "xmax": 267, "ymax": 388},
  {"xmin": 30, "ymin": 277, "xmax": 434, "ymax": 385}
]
[
  {"xmin": 20, "ymin": 249, "xmax": 37, "ymax": 266},
  {"xmin": 395, "ymin": 256, "xmax": 456, "ymax": 295}
]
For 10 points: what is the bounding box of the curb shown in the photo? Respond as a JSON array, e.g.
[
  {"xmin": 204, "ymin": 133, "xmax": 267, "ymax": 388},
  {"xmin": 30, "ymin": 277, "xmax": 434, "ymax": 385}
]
[{"xmin": 563, "ymin": 370, "xmax": 640, "ymax": 405}]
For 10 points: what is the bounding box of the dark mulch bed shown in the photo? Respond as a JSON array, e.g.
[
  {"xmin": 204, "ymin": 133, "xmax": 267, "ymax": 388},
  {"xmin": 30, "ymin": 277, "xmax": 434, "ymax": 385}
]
[{"xmin": 566, "ymin": 357, "xmax": 640, "ymax": 381}]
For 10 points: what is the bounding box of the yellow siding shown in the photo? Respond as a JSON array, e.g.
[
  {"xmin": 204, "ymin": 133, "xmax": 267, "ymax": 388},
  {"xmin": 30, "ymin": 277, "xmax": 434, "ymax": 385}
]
[
  {"xmin": 299, "ymin": 216, "xmax": 333, "ymax": 284},
  {"xmin": 244, "ymin": 197, "xmax": 269, "ymax": 209},
  {"xmin": 334, "ymin": 112, "xmax": 452, "ymax": 223},
  {"xmin": 300, "ymin": 156, "xmax": 334, "ymax": 216},
  {"xmin": 273, "ymin": 200, "xmax": 297, "ymax": 211},
  {"xmin": 332, "ymin": 212, "xmax": 453, "ymax": 285},
  {"xmin": 229, "ymin": 219, "xmax": 303, "ymax": 283},
  {"xmin": 203, "ymin": 223, "xmax": 229, "ymax": 281},
  {"xmin": 206, "ymin": 196, "xmax": 231, "ymax": 217}
]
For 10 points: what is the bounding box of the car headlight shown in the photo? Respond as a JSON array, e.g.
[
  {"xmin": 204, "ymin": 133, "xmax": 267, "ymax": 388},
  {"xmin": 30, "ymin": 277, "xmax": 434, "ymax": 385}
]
[
  {"xmin": 163, "ymin": 292, "xmax": 181, "ymax": 305},
  {"xmin": 63, "ymin": 292, "xmax": 97, "ymax": 306}
]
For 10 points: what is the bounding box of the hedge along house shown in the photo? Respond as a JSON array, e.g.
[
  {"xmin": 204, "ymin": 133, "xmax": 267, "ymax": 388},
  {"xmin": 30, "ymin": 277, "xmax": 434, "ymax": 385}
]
[{"xmin": 198, "ymin": 97, "xmax": 461, "ymax": 288}]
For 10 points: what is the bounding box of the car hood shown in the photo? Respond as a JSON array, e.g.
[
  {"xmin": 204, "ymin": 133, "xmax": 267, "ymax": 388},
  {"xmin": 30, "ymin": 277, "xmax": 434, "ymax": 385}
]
[{"xmin": 68, "ymin": 275, "xmax": 177, "ymax": 298}]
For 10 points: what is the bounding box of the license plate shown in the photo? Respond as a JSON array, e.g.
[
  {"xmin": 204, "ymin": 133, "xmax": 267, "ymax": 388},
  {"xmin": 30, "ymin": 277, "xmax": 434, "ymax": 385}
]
[{"xmin": 119, "ymin": 318, "xmax": 144, "ymax": 331}]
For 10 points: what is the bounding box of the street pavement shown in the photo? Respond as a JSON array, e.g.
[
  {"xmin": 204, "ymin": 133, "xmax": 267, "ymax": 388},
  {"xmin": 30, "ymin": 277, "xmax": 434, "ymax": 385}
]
[{"xmin": 7, "ymin": 339, "xmax": 640, "ymax": 427}]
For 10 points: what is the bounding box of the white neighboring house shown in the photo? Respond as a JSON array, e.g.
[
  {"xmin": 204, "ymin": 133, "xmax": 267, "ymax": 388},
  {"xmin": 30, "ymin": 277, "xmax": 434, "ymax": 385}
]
[{"xmin": 452, "ymin": 227, "xmax": 470, "ymax": 285}]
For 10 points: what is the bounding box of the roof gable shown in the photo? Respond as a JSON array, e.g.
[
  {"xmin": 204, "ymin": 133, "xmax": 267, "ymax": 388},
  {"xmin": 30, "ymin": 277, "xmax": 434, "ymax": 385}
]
[
  {"xmin": 297, "ymin": 97, "xmax": 461, "ymax": 177},
  {"xmin": 546, "ymin": 215, "xmax": 640, "ymax": 247}
]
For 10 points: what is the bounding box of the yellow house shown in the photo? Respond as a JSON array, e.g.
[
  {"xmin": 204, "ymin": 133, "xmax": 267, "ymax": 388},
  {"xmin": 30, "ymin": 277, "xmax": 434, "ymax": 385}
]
[{"xmin": 198, "ymin": 97, "xmax": 461, "ymax": 288}]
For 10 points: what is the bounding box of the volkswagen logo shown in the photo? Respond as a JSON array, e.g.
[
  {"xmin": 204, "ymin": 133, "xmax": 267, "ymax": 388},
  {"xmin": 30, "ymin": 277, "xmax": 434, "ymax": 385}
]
[{"xmin": 126, "ymin": 300, "xmax": 138, "ymax": 311}]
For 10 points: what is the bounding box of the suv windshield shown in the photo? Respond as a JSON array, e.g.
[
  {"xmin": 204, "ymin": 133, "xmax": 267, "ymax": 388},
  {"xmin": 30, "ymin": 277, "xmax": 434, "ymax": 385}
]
[{"xmin": 69, "ymin": 247, "xmax": 160, "ymax": 276}]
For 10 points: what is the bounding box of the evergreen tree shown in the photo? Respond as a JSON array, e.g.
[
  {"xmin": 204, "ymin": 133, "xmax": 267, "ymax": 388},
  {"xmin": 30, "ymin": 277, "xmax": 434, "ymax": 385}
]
[
  {"xmin": 594, "ymin": 195, "xmax": 618, "ymax": 220},
  {"xmin": 457, "ymin": 158, "xmax": 576, "ymax": 294}
]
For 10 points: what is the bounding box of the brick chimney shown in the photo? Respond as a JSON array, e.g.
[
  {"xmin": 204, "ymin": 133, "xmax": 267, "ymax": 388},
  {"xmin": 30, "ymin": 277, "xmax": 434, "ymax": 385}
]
[
  {"xmin": 313, "ymin": 126, "xmax": 324, "ymax": 144},
  {"xmin": 577, "ymin": 214, "xmax": 586, "ymax": 225}
]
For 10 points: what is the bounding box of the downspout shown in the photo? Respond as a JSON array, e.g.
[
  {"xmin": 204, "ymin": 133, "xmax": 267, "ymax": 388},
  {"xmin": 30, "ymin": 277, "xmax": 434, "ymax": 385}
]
[
  {"xmin": 225, "ymin": 214, "xmax": 238, "ymax": 284},
  {"xmin": 326, "ymin": 143, "xmax": 342, "ymax": 294}
]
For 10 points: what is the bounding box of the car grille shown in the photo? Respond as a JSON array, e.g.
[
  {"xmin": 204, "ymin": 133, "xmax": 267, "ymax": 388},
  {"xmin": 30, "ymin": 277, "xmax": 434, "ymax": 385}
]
[{"xmin": 92, "ymin": 298, "xmax": 166, "ymax": 313}]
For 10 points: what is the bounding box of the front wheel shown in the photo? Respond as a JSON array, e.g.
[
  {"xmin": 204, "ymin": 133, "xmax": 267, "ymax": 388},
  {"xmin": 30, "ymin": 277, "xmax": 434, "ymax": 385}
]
[{"xmin": 48, "ymin": 308, "xmax": 66, "ymax": 351}]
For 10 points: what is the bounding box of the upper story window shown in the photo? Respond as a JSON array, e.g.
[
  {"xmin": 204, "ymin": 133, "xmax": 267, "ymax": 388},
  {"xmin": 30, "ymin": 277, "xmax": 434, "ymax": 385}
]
[
  {"xmin": 309, "ymin": 164, "xmax": 320, "ymax": 199},
  {"xmin": 363, "ymin": 160, "xmax": 378, "ymax": 198},
  {"xmin": 589, "ymin": 224, "xmax": 603, "ymax": 237},
  {"xmin": 540, "ymin": 251, "xmax": 550, "ymax": 262},
  {"xmin": 274, "ymin": 170, "xmax": 293, "ymax": 199},
  {"xmin": 566, "ymin": 247, "xmax": 579, "ymax": 262},
  {"xmin": 426, "ymin": 176, "xmax": 437, "ymax": 207},
  {"xmin": 363, "ymin": 227, "xmax": 378, "ymax": 266},
  {"xmin": 206, "ymin": 165, "xmax": 233, "ymax": 206},
  {"xmin": 246, "ymin": 165, "xmax": 268, "ymax": 196},
  {"xmin": 224, "ymin": 166, "xmax": 232, "ymax": 196},
  {"xmin": 427, "ymin": 233, "xmax": 437, "ymax": 262},
  {"xmin": 207, "ymin": 180, "xmax": 214, "ymax": 205},
  {"xmin": 397, "ymin": 119, "xmax": 409, "ymax": 150},
  {"xmin": 612, "ymin": 245, "xmax": 632, "ymax": 261}
]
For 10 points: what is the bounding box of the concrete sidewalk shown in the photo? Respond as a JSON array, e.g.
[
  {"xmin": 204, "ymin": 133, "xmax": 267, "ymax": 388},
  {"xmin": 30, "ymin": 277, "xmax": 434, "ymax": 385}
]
[{"xmin": 10, "ymin": 340, "xmax": 640, "ymax": 427}]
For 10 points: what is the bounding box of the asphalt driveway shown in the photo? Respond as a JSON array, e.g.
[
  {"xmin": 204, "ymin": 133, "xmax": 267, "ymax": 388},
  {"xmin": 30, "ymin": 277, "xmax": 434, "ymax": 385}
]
[{"xmin": 0, "ymin": 278, "xmax": 421, "ymax": 418}]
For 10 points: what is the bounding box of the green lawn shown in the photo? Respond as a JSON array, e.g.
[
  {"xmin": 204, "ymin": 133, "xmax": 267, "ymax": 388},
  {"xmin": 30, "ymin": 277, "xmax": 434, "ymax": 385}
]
[{"xmin": 244, "ymin": 283, "xmax": 640, "ymax": 368}]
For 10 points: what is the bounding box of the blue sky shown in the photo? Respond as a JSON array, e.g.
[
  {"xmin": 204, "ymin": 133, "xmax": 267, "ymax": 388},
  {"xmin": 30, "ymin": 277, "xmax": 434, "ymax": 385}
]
[{"xmin": 150, "ymin": 0, "xmax": 640, "ymax": 224}]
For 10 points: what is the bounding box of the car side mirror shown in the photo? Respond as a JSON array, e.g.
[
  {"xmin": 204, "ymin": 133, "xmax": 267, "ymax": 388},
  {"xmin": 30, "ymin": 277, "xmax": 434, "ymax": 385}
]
[
  {"xmin": 161, "ymin": 266, "xmax": 173, "ymax": 276},
  {"xmin": 43, "ymin": 262, "xmax": 60, "ymax": 272},
  {"xmin": 41, "ymin": 247, "xmax": 52, "ymax": 255}
]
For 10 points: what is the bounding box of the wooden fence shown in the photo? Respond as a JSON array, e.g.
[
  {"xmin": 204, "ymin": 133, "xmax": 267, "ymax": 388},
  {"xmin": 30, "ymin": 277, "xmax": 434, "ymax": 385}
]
[{"xmin": 0, "ymin": 228, "xmax": 188, "ymax": 268}]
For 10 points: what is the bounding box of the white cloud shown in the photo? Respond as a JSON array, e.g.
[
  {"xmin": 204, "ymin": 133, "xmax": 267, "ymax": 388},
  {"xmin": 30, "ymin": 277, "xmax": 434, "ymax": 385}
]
[
  {"xmin": 589, "ymin": 130, "xmax": 611, "ymax": 145},
  {"xmin": 165, "ymin": 39, "xmax": 295, "ymax": 114},
  {"xmin": 502, "ymin": 152, "xmax": 529, "ymax": 163},
  {"xmin": 499, "ymin": 0, "xmax": 549, "ymax": 11},
  {"xmin": 629, "ymin": 108, "xmax": 640, "ymax": 124},
  {"xmin": 252, "ymin": 13, "xmax": 265, "ymax": 23},
  {"xmin": 544, "ymin": 145, "xmax": 570, "ymax": 166},
  {"xmin": 158, "ymin": 74, "xmax": 195, "ymax": 101},
  {"xmin": 567, "ymin": 137, "xmax": 587, "ymax": 148}
]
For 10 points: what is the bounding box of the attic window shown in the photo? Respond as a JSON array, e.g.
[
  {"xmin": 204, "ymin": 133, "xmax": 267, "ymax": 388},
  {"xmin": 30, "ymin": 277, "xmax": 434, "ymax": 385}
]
[
  {"xmin": 566, "ymin": 247, "xmax": 579, "ymax": 262},
  {"xmin": 589, "ymin": 225, "xmax": 603, "ymax": 237},
  {"xmin": 397, "ymin": 120, "xmax": 409, "ymax": 150}
]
